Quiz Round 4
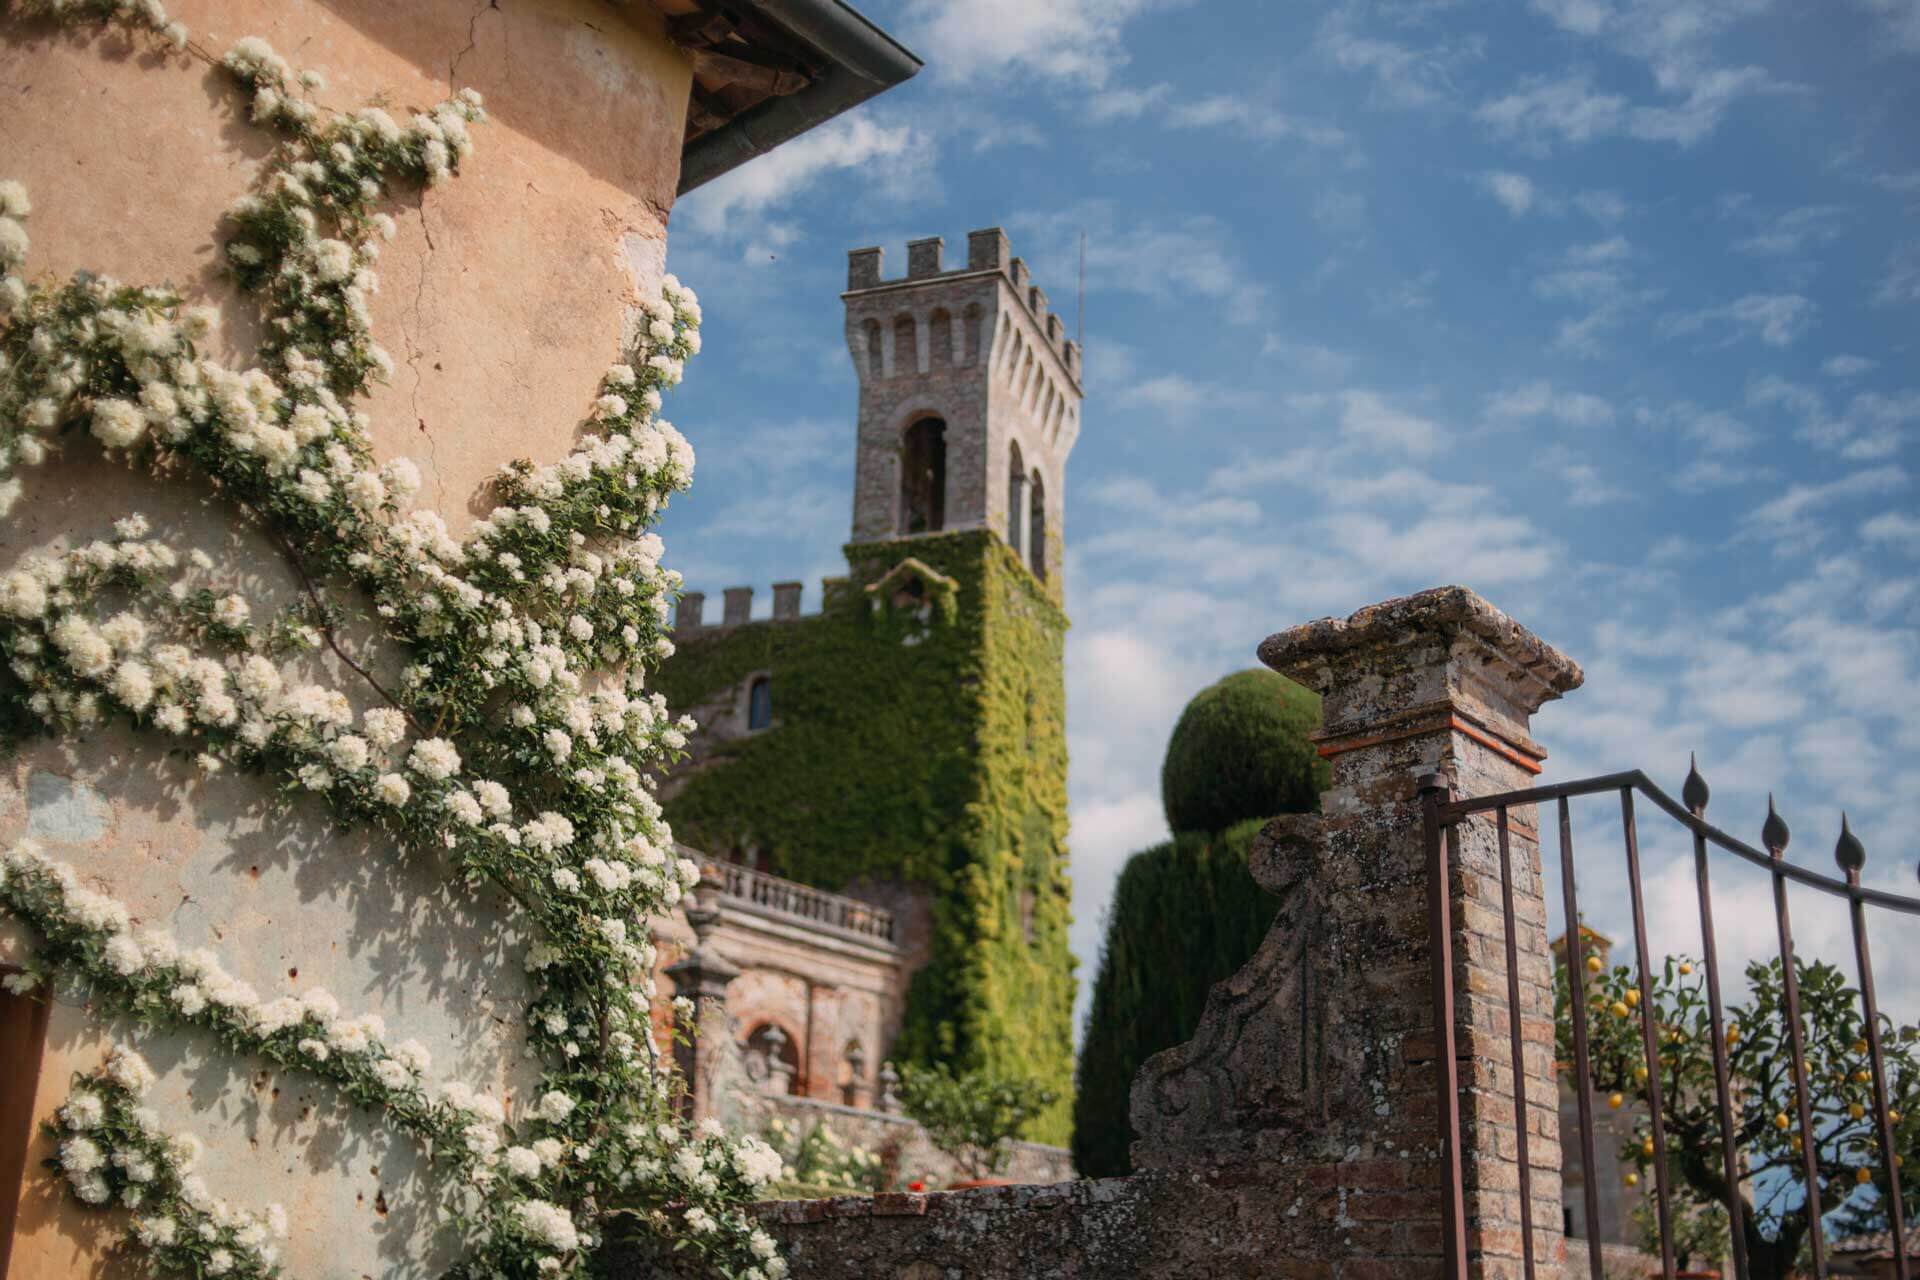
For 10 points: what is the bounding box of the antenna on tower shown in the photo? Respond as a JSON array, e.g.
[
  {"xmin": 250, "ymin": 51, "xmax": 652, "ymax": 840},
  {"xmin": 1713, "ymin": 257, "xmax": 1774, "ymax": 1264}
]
[{"xmin": 1077, "ymin": 230, "xmax": 1086, "ymax": 357}]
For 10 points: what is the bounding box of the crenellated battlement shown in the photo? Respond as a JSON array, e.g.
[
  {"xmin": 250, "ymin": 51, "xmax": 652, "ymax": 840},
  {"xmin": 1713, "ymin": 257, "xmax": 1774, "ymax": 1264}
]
[
  {"xmin": 844, "ymin": 228, "xmax": 1080, "ymax": 384},
  {"xmin": 674, "ymin": 578, "xmax": 856, "ymax": 632}
]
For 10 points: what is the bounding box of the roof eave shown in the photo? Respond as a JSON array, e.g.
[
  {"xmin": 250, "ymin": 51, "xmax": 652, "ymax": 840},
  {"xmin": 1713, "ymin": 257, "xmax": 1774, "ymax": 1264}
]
[{"xmin": 677, "ymin": 0, "xmax": 921, "ymax": 195}]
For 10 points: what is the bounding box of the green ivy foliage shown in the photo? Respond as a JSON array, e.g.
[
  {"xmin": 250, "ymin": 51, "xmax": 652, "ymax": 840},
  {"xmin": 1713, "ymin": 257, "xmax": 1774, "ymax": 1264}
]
[
  {"xmin": 652, "ymin": 529, "xmax": 1076, "ymax": 1142},
  {"xmin": 1070, "ymin": 818, "xmax": 1278, "ymax": 1177},
  {"xmin": 1160, "ymin": 668, "xmax": 1328, "ymax": 835}
]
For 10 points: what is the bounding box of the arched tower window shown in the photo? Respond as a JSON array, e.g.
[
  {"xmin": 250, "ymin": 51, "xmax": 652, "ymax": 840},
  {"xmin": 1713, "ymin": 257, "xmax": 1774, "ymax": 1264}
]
[
  {"xmin": 1028, "ymin": 470, "xmax": 1047, "ymax": 580},
  {"xmin": 893, "ymin": 314, "xmax": 917, "ymax": 376},
  {"xmin": 747, "ymin": 676, "xmax": 771, "ymax": 731},
  {"xmin": 900, "ymin": 418, "xmax": 946, "ymax": 535},
  {"xmin": 929, "ymin": 309, "xmax": 952, "ymax": 369},
  {"xmin": 1006, "ymin": 442, "xmax": 1026, "ymax": 556},
  {"xmin": 864, "ymin": 320, "xmax": 882, "ymax": 379}
]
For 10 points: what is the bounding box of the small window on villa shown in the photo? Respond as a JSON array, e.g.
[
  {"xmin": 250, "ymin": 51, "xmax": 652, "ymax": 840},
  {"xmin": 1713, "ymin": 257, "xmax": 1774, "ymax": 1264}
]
[{"xmin": 747, "ymin": 676, "xmax": 771, "ymax": 730}]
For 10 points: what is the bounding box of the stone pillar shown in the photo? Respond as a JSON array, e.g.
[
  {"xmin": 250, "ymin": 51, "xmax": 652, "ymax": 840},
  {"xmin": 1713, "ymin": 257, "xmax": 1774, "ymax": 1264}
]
[
  {"xmin": 848, "ymin": 246, "xmax": 882, "ymax": 291},
  {"xmin": 722, "ymin": 586, "xmax": 752, "ymax": 627},
  {"xmin": 675, "ymin": 591, "xmax": 704, "ymax": 631},
  {"xmin": 665, "ymin": 866, "xmax": 741, "ymax": 1126},
  {"xmin": 1131, "ymin": 586, "xmax": 1581, "ymax": 1275},
  {"xmin": 906, "ymin": 236, "xmax": 943, "ymax": 278},
  {"xmin": 772, "ymin": 581, "xmax": 802, "ymax": 620}
]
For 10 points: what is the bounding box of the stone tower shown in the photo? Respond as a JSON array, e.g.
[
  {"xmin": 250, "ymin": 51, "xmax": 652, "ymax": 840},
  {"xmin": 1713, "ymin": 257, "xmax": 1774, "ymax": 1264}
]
[
  {"xmin": 843, "ymin": 229, "xmax": 1082, "ymax": 591},
  {"xmin": 653, "ymin": 229, "xmax": 1080, "ymax": 1142}
]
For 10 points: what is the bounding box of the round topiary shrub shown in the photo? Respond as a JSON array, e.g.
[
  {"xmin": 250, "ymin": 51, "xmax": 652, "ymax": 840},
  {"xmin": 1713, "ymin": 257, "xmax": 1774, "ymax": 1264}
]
[{"xmin": 1159, "ymin": 668, "xmax": 1328, "ymax": 835}]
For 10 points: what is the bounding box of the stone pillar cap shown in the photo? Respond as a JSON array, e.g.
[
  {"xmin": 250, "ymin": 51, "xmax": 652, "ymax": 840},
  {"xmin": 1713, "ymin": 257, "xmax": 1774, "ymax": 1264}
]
[{"xmin": 1259, "ymin": 585, "xmax": 1583, "ymax": 715}]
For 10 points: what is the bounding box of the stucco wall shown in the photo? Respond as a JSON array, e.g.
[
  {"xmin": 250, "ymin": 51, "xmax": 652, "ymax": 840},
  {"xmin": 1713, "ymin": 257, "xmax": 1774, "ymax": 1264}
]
[
  {"xmin": 0, "ymin": 2, "xmax": 691, "ymax": 1275},
  {"xmin": 0, "ymin": 0, "xmax": 689, "ymax": 531}
]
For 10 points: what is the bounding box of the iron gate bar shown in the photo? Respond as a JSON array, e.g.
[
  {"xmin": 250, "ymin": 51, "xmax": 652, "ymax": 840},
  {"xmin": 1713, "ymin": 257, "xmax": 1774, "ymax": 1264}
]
[
  {"xmin": 1840, "ymin": 819, "xmax": 1912, "ymax": 1280},
  {"xmin": 1685, "ymin": 758, "xmax": 1753, "ymax": 1280},
  {"xmin": 1420, "ymin": 774, "xmax": 1469, "ymax": 1280},
  {"xmin": 1437, "ymin": 771, "xmax": 1920, "ymax": 916},
  {"xmin": 1622, "ymin": 788, "xmax": 1681, "ymax": 1280},
  {"xmin": 1556, "ymin": 797, "xmax": 1607, "ymax": 1280},
  {"xmin": 1766, "ymin": 799, "xmax": 1831, "ymax": 1278},
  {"xmin": 1495, "ymin": 807, "xmax": 1538, "ymax": 1279}
]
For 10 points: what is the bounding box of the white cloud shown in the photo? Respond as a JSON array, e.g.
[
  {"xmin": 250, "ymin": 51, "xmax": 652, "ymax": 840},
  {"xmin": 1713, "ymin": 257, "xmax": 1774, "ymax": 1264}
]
[
  {"xmin": 1854, "ymin": 0, "xmax": 1920, "ymax": 51},
  {"xmin": 1487, "ymin": 380, "xmax": 1616, "ymax": 427},
  {"xmin": 1086, "ymin": 81, "xmax": 1172, "ymax": 121},
  {"xmin": 1477, "ymin": 66, "xmax": 1785, "ymax": 151},
  {"xmin": 1126, "ymin": 373, "xmax": 1260, "ymax": 420},
  {"xmin": 1823, "ymin": 354, "xmax": 1878, "ymax": 378},
  {"xmin": 1748, "ymin": 377, "xmax": 1920, "ymax": 460},
  {"xmin": 1659, "ymin": 293, "xmax": 1818, "ymax": 347},
  {"xmin": 1316, "ymin": 3, "xmax": 1485, "ymax": 108},
  {"xmin": 1261, "ymin": 336, "xmax": 1356, "ymax": 381},
  {"xmin": 1863, "ymin": 511, "xmax": 1920, "ymax": 553},
  {"xmin": 1574, "ymin": 189, "xmax": 1630, "ymax": 223},
  {"xmin": 1532, "ymin": 244, "xmax": 1657, "ymax": 356},
  {"xmin": 1478, "ymin": 170, "xmax": 1543, "ymax": 216},
  {"xmin": 895, "ymin": 0, "xmax": 1177, "ymax": 88},
  {"xmin": 676, "ymin": 113, "xmax": 923, "ymax": 238},
  {"xmin": 1561, "ymin": 459, "xmax": 1632, "ymax": 506},
  {"xmin": 1315, "ymin": 389, "xmax": 1450, "ymax": 455},
  {"xmin": 1165, "ymin": 96, "xmax": 1351, "ymax": 148},
  {"xmin": 1530, "ymin": 0, "xmax": 1613, "ymax": 35},
  {"xmin": 1727, "ymin": 204, "xmax": 1848, "ymax": 257},
  {"xmin": 1747, "ymin": 465, "xmax": 1907, "ymax": 537},
  {"xmin": 1877, "ymin": 243, "xmax": 1920, "ymax": 305},
  {"xmin": 1011, "ymin": 203, "xmax": 1266, "ymax": 323}
]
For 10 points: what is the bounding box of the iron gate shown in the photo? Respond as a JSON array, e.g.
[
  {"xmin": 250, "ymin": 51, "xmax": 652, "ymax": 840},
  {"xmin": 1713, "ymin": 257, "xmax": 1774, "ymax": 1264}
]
[{"xmin": 1423, "ymin": 762, "xmax": 1920, "ymax": 1280}]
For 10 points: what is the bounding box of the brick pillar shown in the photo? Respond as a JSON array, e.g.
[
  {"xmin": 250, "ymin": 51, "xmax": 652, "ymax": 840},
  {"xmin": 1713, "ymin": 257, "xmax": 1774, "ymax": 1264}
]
[
  {"xmin": 1132, "ymin": 586, "xmax": 1580, "ymax": 1276},
  {"xmin": 665, "ymin": 867, "xmax": 741, "ymax": 1126},
  {"xmin": 722, "ymin": 586, "xmax": 752, "ymax": 627},
  {"xmin": 772, "ymin": 581, "xmax": 803, "ymax": 620}
]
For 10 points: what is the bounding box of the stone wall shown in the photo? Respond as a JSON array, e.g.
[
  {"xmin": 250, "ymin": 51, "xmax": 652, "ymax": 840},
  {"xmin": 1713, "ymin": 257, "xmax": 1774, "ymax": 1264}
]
[
  {"xmin": 0, "ymin": 4, "xmax": 691, "ymax": 1276},
  {"xmin": 630, "ymin": 586, "xmax": 1587, "ymax": 1280},
  {"xmin": 758, "ymin": 1094, "xmax": 1075, "ymax": 1190}
]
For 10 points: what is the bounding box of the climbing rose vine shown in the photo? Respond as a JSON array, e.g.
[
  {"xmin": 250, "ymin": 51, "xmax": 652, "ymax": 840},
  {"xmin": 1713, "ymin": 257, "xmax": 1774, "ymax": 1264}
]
[{"xmin": 0, "ymin": 3, "xmax": 782, "ymax": 1277}]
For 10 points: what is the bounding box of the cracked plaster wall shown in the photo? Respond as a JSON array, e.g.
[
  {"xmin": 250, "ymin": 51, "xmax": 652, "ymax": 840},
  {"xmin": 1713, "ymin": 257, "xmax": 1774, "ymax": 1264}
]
[{"xmin": 0, "ymin": 2, "xmax": 693, "ymax": 1275}]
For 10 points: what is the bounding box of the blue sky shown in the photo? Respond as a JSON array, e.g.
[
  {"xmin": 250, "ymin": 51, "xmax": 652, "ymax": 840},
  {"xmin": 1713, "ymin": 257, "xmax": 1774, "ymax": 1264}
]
[{"xmin": 659, "ymin": 0, "xmax": 1920, "ymax": 1028}]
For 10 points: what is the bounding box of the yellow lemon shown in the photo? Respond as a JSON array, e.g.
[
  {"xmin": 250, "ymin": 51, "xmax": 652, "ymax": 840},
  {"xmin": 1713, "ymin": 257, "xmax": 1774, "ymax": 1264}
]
[
  {"xmin": 1849, "ymin": 1103, "xmax": 1866, "ymax": 1120},
  {"xmin": 1679, "ymin": 962, "xmax": 1693, "ymax": 975},
  {"xmin": 1641, "ymin": 1138, "xmax": 1654, "ymax": 1156},
  {"xmin": 1587, "ymin": 956, "xmax": 1603, "ymax": 973},
  {"xmin": 1634, "ymin": 1066, "xmax": 1649, "ymax": 1084},
  {"xmin": 1625, "ymin": 990, "xmax": 1640, "ymax": 1008},
  {"xmin": 1854, "ymin": 1070, "xmax": 1873, "ymax": 1085},
  {"xmin": 1858, "ymin": 1167, "xmax": 1874, "ymax": 1185},
  {"xmin": 1624, "ymin": 1172, "xmax": 1639, "ymax": 1187},
  {"xmin": 1609, "ymin": 1092, "xmax": 1625, "ymax": 1110},
  {"xmin": 1611, "ymin": 1001, "xmax": 1631, "ymax": 1019},
  {"xmin": 1853, "ymin": 1039, "xmax": 1869, "ymax": 1055},
  {"xmin": 1774, "ymin": 1112, "xmax": 1791, "ymax": 1130}
]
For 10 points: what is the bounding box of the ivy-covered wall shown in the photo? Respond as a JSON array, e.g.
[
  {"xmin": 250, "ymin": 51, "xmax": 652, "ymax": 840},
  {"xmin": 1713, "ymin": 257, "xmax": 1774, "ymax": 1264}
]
[{"xmin": 654, "ymin": 529, "xmax": 1075, "ymax": 1142}]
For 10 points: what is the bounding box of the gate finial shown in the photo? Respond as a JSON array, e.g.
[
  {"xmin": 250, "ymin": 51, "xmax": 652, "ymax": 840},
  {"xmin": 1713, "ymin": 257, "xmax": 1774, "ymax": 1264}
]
[
  {"xmin": 1683, "ymin": 753, "xmax": 1710, "ymax": 815},
  {"xmin": 1835, "ymin": 813, "xmax": 1867, "ymax": 874},
  {"xmin": 1762, "ymin": 794, "xmax": 1791, "ymax": 854}
]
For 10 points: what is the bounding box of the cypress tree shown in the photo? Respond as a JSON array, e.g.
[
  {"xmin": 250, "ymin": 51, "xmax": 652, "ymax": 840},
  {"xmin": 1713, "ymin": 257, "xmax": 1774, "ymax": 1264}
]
[{"xmin": 1072, "ymin": 669, "xmax": 1326, "ymax": 1177}]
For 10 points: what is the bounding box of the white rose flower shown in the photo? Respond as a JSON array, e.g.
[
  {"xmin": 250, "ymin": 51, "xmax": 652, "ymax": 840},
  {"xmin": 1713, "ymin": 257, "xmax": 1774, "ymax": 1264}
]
[
  {"xmin": 90, "ymin": 398, "xmax": 147, "ymax": 448},
  {"xmin": 373, "ymin": 773, "xmax": 411, "ymax": 806}
]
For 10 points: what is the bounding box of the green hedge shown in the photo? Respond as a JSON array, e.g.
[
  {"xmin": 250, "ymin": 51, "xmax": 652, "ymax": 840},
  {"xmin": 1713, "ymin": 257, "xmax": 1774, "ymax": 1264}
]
[
  {"xmin": 1160, "ymin": 668, "xmax": 1327, "ymax": 835},
  {"xmin": 1070, "ymin": 819, "xmax": 1277, "ymax": 1177},
  {"xmin": 652, "ymin": 530, "xmax": 1075, "ymax": 1142}
]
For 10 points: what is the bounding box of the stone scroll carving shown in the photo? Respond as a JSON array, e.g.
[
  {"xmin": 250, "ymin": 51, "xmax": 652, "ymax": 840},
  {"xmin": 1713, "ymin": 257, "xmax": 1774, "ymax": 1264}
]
[{"xmin": 1128, "ymin": 814, "xmax": 1336, "ymax": 1169}]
